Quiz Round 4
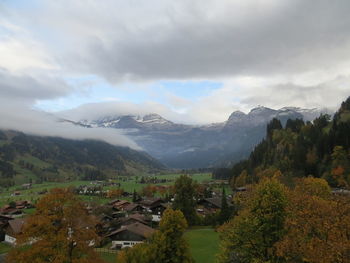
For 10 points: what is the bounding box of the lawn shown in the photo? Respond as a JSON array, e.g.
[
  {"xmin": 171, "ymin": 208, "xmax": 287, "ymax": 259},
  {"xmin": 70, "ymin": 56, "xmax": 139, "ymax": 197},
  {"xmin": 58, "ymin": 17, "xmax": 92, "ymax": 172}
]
[
  {"xmin": 0, "ymin": 173, "xmax": 215, "ymax": 209},
  {"xmin": 185, "ymin": 228, "xmax": 220, "ymax": 263},
  {"xmin": 99, "ymin": 252, "xmax": 117, "ymax": 263},
  {"xmin": 0, "ymin": 242, "xmax": 11, "ymax": 254}
]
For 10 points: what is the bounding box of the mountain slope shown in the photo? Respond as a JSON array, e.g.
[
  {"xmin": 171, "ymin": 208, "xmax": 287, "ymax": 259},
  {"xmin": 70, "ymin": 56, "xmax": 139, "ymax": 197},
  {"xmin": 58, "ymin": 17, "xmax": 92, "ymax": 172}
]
[
  {"xmin": 78, "ymin": 107, "xmax": 328, "ymax": 169},
  {"xmin": 225, "ymin": 97, "xmax": 350, "ymax": 188},
  {"xmin": 0, "ymin": 130, "xmax": 164, "ymax": 187}
]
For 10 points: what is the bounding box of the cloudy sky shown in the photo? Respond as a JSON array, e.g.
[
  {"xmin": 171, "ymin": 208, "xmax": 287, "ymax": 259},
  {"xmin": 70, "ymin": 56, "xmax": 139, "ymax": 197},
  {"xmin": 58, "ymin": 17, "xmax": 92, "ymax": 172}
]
[{"xmin": 0, "ymin": 0, "xmax": 350, "ymax": 145}]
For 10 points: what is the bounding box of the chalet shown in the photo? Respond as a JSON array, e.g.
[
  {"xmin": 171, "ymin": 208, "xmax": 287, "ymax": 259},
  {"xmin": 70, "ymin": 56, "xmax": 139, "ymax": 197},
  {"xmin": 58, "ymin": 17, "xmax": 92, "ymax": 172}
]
[
  {"xmin": 198, "ymin": 197, "xmax": 222, "ymax": 210},
  {"xmin": 332, "ymin": 188, "xmax": 350, "ymax": 195},
  {"xmin": 138, "ymin": 198, "xmax": 164, "ymax": 209},
  {"xmin": 123, "ymin": 203, "xmax": 144, "ymax": 213},
  {"xmin": 110, "ymin": 200, "xmax": 131, "ymax": 211},
  {"xmin": 112, "ymin": 211, "xmax": 127, "ymax": 219},
  {"xmin": 0, "ymin": 215, "xmax": 13, "ymax": 241},
  {"xmin": 15, "ymin": 200, "xmax": 34, "ymax": 210},
  {"xmin": 4, "ymin": 218, "xmax": 26, "ymax": 244},
  {"xmin": 149, "ymin": 203, "xmax": 169, "ymax": 216},
  {"xmin": 120, "ymin": 213, "xmax": 149, "ymax": 226},
  {"xmin": 21, "ymin": 183, "xmax": 32, "ymax": 190},
  {"xmin": 0, "ymin": 206, "xmax": 23, "ymax": 217},
  {"xmin": 106, "ymin": 223, "xmax": 154, "ymax": 249},
  {"xmin": 108, "ymin": 199, "xmax": 121, "ymax": 206}
]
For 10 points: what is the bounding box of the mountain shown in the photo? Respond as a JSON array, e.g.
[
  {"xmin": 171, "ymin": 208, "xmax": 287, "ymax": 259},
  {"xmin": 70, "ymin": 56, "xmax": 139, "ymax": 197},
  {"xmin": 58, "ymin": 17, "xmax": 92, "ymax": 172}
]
[
  {"xmin": 77, "ymin": 106, "xmax": 329, "ymax": 169},
  {"xmin": 224, "ymin": 96, "xmax": 350, "ymax": 188},
  {"xmin": 0, "ymin": 130, "xmax": 164, "ymax": 187}
]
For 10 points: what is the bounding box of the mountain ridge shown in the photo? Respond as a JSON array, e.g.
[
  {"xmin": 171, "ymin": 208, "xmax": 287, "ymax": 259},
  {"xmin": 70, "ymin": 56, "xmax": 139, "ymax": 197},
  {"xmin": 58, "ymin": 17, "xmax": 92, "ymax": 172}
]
[{"xmin": 74, "ymin": 106, "xmax": 331, "ymax": 169}]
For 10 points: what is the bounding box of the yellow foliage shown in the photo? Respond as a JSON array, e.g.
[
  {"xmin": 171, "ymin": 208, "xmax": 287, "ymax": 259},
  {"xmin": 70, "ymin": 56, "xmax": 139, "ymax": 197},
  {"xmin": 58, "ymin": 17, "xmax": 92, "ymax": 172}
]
[{"xmin": 6, "ymin": 188, "xmax": 103, "ymax": 263}]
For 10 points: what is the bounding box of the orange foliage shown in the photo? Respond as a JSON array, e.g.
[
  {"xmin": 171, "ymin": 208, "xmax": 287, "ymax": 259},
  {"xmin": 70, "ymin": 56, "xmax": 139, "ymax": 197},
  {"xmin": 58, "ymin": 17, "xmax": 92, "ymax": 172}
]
[
  {"xmin": 107, "ymin": 188, "xmax": 124, "ymax": 199},
  {"xmin": 141, "ymin": 185, "xmax": 158, "ymax": 197},
  {"xmin": 276, "ymin": 185, "xmax": 350, "ymax": 263},
  {"xmin": 6, "ymin": 188, "xmax": 103, "ymax": 263}
]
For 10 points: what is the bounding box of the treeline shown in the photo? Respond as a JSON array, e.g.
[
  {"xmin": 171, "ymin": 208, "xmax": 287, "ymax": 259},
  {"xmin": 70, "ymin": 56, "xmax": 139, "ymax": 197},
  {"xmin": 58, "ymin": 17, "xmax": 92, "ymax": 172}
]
[
  {"xmin": 227, "ymin": 96, "xmax": 350, "ymax": 188},
  {"xmin": 218, "ymin": 176, "xmax": 350, "ymax": 263},
  {"xmin": 0, "ymin": 130, "xmax": 164, "ymax": 186}
]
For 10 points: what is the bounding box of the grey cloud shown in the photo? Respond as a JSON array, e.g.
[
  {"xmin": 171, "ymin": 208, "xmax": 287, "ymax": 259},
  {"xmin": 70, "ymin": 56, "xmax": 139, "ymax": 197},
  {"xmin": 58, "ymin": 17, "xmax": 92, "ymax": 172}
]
[
  {"xmin": 240, "ymin": 76, "xmax": 350, "ymax": 111},
  {"xmin": 0, "ymin": 70, "xmax": 70, "ymax": 101},
  {"xmin": 17, "ymin": 0, "xmax": 350, "ymax": 81}
]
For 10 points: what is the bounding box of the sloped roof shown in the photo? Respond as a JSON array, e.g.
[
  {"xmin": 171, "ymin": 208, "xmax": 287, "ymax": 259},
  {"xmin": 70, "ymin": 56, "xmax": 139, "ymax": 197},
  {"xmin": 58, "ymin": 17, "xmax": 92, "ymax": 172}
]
[
  {"xmin": 123, "ymin": 203, "xmax": 143, "ymax": 212},
  {"xmin": 139, "ymin": 198, "xmax": 164, "ymax": 207},
  {"xmin": 203, "ymin": 198, "xmax": 222, "ymax": 208},
  {"xmin": 8, "ymin": 218, "xmax": 26, "ymax": 234},
  {"xmin": 106, "ymin": 222, "xmax": 155, "ymax": 239}
]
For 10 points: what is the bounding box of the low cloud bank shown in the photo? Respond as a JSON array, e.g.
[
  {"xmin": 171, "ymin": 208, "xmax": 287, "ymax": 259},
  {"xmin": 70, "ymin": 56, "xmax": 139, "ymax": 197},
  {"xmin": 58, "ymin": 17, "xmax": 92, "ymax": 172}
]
[{"xmin": 0, "ymin": 101, "xmax": 141, "ymax": 150}]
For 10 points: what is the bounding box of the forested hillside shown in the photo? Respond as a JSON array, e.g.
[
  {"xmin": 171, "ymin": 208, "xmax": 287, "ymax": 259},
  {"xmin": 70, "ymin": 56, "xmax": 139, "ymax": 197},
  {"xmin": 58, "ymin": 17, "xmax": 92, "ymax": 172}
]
[
  {"xmin": 224, "ymin": 97, "xmax": 350, "ymax": 188},
  {"xmin": 0, "ymin": 130, "xmax": 164, "ymax": 187}
]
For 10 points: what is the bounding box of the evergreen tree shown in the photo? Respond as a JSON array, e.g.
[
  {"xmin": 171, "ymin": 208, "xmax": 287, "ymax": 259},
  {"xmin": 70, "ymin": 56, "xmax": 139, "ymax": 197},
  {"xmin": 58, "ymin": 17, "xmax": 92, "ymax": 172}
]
[
  {"xmin": 172, "ymin": 175, "xmax": 198, "ymax": 225},
  {"xmin": 219, "ymin": 187, "xmax": 231, "ymax": 224},
  {"xmin": 132, "ymin": 189, "xmax": 138, "ymax": 202}
]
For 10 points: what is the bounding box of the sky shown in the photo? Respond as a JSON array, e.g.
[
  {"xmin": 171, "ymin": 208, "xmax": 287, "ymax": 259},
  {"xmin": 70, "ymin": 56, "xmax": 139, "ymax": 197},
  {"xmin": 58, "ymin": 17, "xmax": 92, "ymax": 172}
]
[{"xmin": 0, "ymin": 0, "xmax": 350, "ymax": 146}]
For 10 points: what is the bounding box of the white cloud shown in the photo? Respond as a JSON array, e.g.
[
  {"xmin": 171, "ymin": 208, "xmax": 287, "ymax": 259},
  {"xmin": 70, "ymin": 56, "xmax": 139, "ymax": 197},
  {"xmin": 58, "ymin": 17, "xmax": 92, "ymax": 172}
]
[{"xmin": 0, "ymin": 0, "xmax": 349, "ymax": 138}]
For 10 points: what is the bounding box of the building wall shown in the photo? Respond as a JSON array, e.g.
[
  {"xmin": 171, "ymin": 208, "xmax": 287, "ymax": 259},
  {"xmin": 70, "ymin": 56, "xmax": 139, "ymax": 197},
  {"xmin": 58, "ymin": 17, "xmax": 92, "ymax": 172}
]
[
  {"xmin": 5, "ymin": 234, "xmax": 16, "ymax": 244},
  {"xmin": 112, "ymin": 240, "xmax": 143, "ymax": 249}
]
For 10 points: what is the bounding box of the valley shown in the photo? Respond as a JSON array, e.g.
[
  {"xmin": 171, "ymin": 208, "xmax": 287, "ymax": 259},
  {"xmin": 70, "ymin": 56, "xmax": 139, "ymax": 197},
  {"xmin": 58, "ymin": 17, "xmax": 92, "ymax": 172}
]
[{"xmin": 76, "ymin": 106, "xmax": 328, "ymax": 168}]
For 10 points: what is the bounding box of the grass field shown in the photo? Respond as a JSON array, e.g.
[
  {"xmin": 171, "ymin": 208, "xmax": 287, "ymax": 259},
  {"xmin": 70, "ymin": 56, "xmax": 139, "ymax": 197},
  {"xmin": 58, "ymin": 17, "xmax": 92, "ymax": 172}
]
[
  {"xmin": 0, "ymin": 242, "xmax": 11, "ymax": 254},
  {"xmin": 98, "ymin": 227, "xmax": 220, "ymax": 263},
  {"xmin": 0, "ymin": 173, "xmax": 215, "ymax": 207},
  {"xmin": 99, "ymin": 252, "xmax": 117, "ymax": 263},
  {"xmin": 185, "ymin": 228, "xmax": 220, "ymax": 263}
]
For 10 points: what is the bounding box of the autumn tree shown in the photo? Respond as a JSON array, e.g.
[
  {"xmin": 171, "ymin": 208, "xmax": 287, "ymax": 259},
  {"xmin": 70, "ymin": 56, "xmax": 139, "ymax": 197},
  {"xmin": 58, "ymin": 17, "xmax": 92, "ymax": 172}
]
[
  {"xmin": 107, "ymin": 188, "xmax": 124, "ymax": 198},
  {"xmin": 117, "ymin": 209, "xmax": 193, "ymax": 263},
  {"xmin": 218, "ymin": 178, "xmax": 288, "ymax": 263},
  {"xmin": 7, "ymin": 188, "xmax": 103, "ymax": 263},
  {"xmin": 173, "ymin": 175, "xmax": 198, "ymax": 225},
  {"xmin": 141, "ymin": 184, "xmax": 157, "ymax": 197},
  {"xmin": 276, "ymin": 178, "xmax": 350, "ymax": 263}
]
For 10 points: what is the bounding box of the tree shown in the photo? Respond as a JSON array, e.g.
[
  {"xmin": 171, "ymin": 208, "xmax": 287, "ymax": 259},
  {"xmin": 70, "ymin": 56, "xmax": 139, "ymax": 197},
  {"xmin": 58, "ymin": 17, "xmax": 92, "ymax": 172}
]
[
  {"xmin": 132, "ymin": 189, "xmax": 138, "ymax": 202},
  {"xmin": 150, "ymin": 209, "xmax": 193, "ymax": 263},
  {"xmin": 141, "ymin": 184, "xmax": 157, "ymax": 197},
  {"xmin": 218, "ymin": 178, "xmax": 288, "ymax": 263},
  {"xmin": 276, "ymin": 181, "xmax": 350, "ymax": 263},
  {"xmin": 7, "ymin": 188, "xmax": 103, "ymax": 263},
  {"xmin": 173, "ymin": 175, "xmax": 198, "ymax": 225},
  {"xmin": 117, "ymin": 209, "xmax": 193, "ymax": 263},
  {"xmin": 294, "ymin": 177, "xmax": 331, "ymax": 199},
  {"xmin": 107, "ymin": 188, "xmax": 124, "ymax": 198},
  {"xmin": 218, "ymin": 187, "xmax": 231, "ymax": 224}
]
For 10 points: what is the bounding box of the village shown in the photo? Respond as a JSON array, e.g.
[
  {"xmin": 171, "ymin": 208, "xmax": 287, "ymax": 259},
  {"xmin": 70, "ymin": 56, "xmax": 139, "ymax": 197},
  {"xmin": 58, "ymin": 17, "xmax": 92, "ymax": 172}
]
[{"xmin": 0, "ymin": 175, "xmax": 236, "ymax": 254}]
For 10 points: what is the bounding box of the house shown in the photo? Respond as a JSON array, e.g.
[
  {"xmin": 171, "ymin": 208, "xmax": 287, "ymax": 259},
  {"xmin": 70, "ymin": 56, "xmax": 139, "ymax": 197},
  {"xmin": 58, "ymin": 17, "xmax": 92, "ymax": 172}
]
[
  {"xmin": 198, "ymin": 197, "xmax": 222, "ymax": 210},
  {"xmin": 0, "ymin": 206, "xmax": 23, "ymax": 217},
  {"xmin": 138, "ymin": 198, "xmax": 164, "ymax": 209},
  {"xmin": 4, "ymin": 218, "xmax": 26, "ymax": 244},
  {"xmin": 112, "ymin": 200, "xmax": 131, "ymax": 211},
  {"xmin": 108, "ymin": 199, "xmax": 121, "ymax": 206},
  {"xmin": 0, "ymin": 215, "xmax": 13, "ymax": 241},
  {"xmin": 15, "ymin": 200, "xmax": 34, "ymax": 210},
  {"xmin": 106, "ymin": 222, "xmax": 155, "ymax": 249},
  {"xmin": 123, "ymin": 203, "xmax": 144, "ymax": 213},
  {"xmin": 149, "ymin": 203, "xmax": 169, "ymax": 216},
  {"xmin": 21, "ymin": 183, "xmax": 32, "ymax": 190},
  {"xmin": 120, "ymin": 213, "xmax": 149, "ymax": 226}
]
